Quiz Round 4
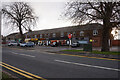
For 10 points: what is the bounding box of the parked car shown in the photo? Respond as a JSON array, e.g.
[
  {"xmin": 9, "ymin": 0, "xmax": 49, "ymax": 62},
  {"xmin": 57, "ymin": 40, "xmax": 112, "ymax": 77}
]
[
  {"xmin": 8, "ymin": 41, "xmax": 18, "ymax": 46},
  {"xmin": 26, "ymin": 42, "xmax": 34, "ymax": 47},
  {"xmin": 50, "ymin": 42, "xmax": 57, "ymax": 47},
  {"xmin": 71, "ymin": 43, "xmax": 79, "ymax": 48},
  {"xmin": 77, "ymin": 41, "xmax": 88, "ymax": 44},
  {"xmin": 20, "ymin": 43, "xmax": 26, "ymax": 47},
  {"xmin": 77, "ymin": 41, "xmax": 88, "ymax": 47},
  {"xmin": 17, "ymin": 42, "xmax": 20, "ymax": 46},
  {"xmin": 20, "ymin": 42, "xmax": 34, "ymax": 47}
]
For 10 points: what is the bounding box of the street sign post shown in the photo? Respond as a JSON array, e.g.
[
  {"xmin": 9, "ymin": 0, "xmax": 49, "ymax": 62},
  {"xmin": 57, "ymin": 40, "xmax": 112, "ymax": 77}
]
[
  {"xmin": 68, "ymin": 34, "xmax": 72, "ymax": 39},
  {"xmin": 68, "ymin": 34, "xmax": 72, "ymax": 49}
]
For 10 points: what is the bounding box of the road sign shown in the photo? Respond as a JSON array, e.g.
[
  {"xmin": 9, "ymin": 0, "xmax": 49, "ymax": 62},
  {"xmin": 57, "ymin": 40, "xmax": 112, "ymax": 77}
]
[{"xmin": 68, "ymin": 34, "xmax": 72, "ymax": 38}]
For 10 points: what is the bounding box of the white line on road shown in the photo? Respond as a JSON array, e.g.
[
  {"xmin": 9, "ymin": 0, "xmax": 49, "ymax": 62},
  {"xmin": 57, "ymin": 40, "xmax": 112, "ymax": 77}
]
[
  {"xmin": 10, "ymin": 52, "xmax": 18, "ymax": 54},
  {"xmin": 19, "ymin": 54, "xmax": 35, "ymax": 57},
  {"xmin": 55, "ymin": 59, "xmax": 120, "ymax": 72},
  {"xmin": 10, "ymin": 51, "xmax": 35, "ymax": 58}
]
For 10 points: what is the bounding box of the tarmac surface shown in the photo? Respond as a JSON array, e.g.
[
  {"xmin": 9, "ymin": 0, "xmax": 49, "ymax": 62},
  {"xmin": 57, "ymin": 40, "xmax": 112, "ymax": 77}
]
[{"xmin": 1, "ymin": 46, "xmax": 120, "ymax": 79}]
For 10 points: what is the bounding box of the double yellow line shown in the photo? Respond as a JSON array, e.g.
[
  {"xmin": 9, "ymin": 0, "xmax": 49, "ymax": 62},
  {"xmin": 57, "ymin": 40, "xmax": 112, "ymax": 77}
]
[
  {"xmin": 0, "ymin": 62, "xmax": 46, "ymax": 80},
  {"xmin": 58, "ymin": 53, "xmax": 120, "ymax": 61}
]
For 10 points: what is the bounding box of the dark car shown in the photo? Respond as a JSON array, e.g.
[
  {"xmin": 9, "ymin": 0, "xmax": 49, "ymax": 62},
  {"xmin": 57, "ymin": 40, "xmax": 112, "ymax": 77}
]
[
  {"xmin": 71, "ymin": 43, "xmax": 79, "ymax": 48},
  {"xmin": 51, "ymin": 42, "xmax": 57, "ymax": 47}
]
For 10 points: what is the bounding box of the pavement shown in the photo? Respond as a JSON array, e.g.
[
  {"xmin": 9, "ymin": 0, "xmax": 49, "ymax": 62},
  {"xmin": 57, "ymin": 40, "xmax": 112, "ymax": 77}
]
[
  {"xmin": 34, "ymin": 46, "xmax": 120, "ymax": 60},
  {"xmin": 2, "ymin": 44, "xmax": 120, "ymax": 51},
  {"xmin": 33, "ymin": 45, "xmax": 120, "ymax": 52},
  {"xmin": 3, "ymin": 45, "xmax": 120, "ymax": 59},
  {"xmin": 1, "ymin": 46, "xmax": 120, "ymax": 80}
]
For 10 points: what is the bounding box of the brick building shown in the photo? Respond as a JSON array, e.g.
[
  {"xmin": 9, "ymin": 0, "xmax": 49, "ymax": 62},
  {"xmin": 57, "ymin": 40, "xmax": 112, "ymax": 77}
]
[
  {"xmin": 24, "ymin": 23, "xmax": 106, "ymax": 47},
  {"xmin": 5, "ymin": 33, "xmax": 21, "ymax": 41}
]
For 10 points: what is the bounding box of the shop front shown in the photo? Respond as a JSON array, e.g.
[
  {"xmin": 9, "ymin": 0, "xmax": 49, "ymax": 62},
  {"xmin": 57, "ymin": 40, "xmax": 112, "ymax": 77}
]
[
  {"xmin": 38, "ymin": 38, "xmax": 46, "ymax": 46},
  {"xmin": 25, "ymin": 38, "xmax": 31, "ymax": 42},
  {"xmin": 30, "ymin": 38, "xmax": 38, "ymax": 45},
  {"xmin": 50, "ymin": 37, "xmax": 69, "ymax": 46}
]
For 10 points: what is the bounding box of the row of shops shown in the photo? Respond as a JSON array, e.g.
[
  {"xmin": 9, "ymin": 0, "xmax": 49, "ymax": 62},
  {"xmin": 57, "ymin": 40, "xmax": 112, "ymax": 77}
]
[
  {"xmin": 24, "ymin": 35, "xmax": 94, "ymax": 47},
  {"xmin": 4, "ymin": 23, "xmax": 107, "ymax": 47},
  {"xmin": 25, "ymin": 38, "xmax": 71, "ymax": 46}
]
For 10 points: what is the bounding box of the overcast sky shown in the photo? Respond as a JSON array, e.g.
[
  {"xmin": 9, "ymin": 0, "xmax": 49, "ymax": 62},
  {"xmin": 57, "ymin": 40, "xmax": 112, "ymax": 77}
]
[
  {"xmin": 1, "ymin": 0, "xmax": 73, "ymax": 36},
  {"xmin": 29, "ymin": 2, "xmax": 73, "ymax": 30},
  {"xmin": 1, "ymin": 0, "xmax": 120, "ymax": 39}
]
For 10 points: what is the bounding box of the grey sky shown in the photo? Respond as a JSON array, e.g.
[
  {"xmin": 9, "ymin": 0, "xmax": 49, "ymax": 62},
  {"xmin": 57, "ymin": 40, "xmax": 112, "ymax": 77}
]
[
  {"xmin": 30, "ymin": 2, "xmax": 73, "ymax": 30},
  {"xmin": 1, "ymin": 0, "xmax": 73, "ymax": 36},
  {"xmin": 1, "ymin": 0, "xmax": 120, "ymax": 39}
]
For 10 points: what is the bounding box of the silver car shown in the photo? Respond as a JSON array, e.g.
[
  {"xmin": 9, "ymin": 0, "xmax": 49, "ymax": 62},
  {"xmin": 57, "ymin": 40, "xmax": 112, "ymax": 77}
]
[
  {"xmin": 8, "ymin": 41, "xmax": 18, "ymax": 46},
  {"xmin": 20, "ymin": 43, "xmax": 26, "ymax": 47}
]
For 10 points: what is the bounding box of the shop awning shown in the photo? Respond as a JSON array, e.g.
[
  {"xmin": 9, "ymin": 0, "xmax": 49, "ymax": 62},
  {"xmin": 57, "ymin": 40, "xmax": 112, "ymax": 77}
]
[{"xmin": 31, "ymin": 38, "xmax": 38, "ymax": 41}]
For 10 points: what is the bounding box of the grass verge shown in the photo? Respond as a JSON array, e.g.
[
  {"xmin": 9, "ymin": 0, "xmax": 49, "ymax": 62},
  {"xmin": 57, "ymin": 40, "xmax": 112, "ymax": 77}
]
[
  {"xmin": 0, "ymin": 71, "xmax": 14, "ymax": 80},
  {"xmin": 61, "ymin": 50, "xmax": 120, "ymax": 55},
  {"xmin": 2, "ymin": 72, "xmax": 11, "ymax": 79}
]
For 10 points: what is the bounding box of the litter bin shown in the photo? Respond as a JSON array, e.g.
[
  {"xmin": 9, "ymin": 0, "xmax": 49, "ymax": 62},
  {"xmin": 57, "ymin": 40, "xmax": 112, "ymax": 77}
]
[{"xmin": 83, "ymin": 44, "xmax": 92, "ymax": 52}]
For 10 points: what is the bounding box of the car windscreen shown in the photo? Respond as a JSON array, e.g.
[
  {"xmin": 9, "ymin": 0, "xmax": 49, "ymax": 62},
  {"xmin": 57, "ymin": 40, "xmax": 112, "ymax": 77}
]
[
  {"xmin": 78, "ymin": 41, "xmax": 88, "ymax": 44},
  {"xmin": 27, "ymin": 42, "xmax": 34, "ymax": 44},
  {"xmin": 11, "ymin": 41, "xmax": 17, "ymax": 43}
]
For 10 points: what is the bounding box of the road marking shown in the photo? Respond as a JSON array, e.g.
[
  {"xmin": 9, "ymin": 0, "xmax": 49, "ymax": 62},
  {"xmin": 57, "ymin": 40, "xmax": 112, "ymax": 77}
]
[
  {"xmin": 19, "ymin": 54, "xmax": 35, "ymax": 57},
  {"xmin": 58, "ymin": 53, "xmax": 120, "ymax": 61},
  {"xmin": 27, "ymin": 50, "xmax": 35, "ymax": 51},
  {"xmin": 0, "ymin": 62, "xmax": 46, "ymax": 80},
  {"xmin": 10, "ymin": 51, "xmax": 35, "ymax": 58},
  {"xmin": 10, "ymin": 52, "xmax": 18, "ymax": 54},
  {"xmin": 45, "ymin": 53, "xmax": 55, "ymax": 55},
  {"xmin": 0, "ymin": 64, "xmax": 34, "ymax": 79},
  {"xmin": 55, "ymin": 59, "xmax": 120, "ymax": 72},
  {"xmin": 8, "ymin": 47, "xmax": 23, "ymax": 50}
]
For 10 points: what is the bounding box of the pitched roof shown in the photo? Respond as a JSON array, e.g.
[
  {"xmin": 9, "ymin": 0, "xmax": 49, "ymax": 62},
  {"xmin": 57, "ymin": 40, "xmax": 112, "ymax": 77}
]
[
  {"xmin": 25, "ymin": 23, "xmax": 102, "ymax": 35},
  {"xmin": 6, "ymin": 32, "xmax": 19, "ymax": 37}
]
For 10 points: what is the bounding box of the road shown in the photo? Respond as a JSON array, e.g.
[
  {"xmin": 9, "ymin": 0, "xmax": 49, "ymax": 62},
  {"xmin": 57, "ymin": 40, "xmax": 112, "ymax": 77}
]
[{"xmin": 1, "ymin": 47, "xmax": 120, "ymax": 80}]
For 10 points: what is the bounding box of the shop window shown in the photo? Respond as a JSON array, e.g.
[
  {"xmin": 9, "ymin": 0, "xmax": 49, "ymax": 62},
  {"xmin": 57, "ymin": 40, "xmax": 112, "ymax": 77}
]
[
  {"xmin": 45, "ymin": 34, "xmax": 49, "ymax": 38},
  {"xmin": 80, "ymin": 31, "xmax": 84, "ymax": 36},
  {"xmin": 61, "ymin": 32, "xmax": 64, "ymax": 37},
  {"xmin": 40, "ymin": 34, "xmax": 42, "ymax": 38},
  {"xmin": 53, "ymin": 33, "xmax": 56, "ymax": 37},
  {"xmin": 26, "ymin": 35, "xmax": 27, "ymax": 38},
  {"xmin": 45, "ymin": 34, "xmax": 47, "ymax": 37},
  {"xmin": 93, "ymin": 30, "xmax": 98, "ymax": 35},
  {"xmin": 34, "ymin": 35, "xmax": 37, "ymax": 38},
  {"xmin": 73, "ymin": 32, "xmax": 76, "ymax": 36},
  {"xmin": 48, "ymin": 33, "xmax": 50, "ymax": 37}
]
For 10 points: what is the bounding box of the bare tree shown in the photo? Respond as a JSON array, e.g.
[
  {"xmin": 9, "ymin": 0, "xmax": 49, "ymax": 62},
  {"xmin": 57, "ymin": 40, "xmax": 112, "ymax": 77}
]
[
  {"xmin": 2, "ymin": 2, "xmax": 37, "ymax": 42},
  {"xmin": 64, "ymin": 0, "xmax": 120, "ymax": 51}
]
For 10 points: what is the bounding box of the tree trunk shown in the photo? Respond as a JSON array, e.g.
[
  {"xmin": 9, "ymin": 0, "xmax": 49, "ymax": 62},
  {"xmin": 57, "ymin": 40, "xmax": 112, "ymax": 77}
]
[
  {"xmin": 101, "ymin": 3, "xmax": 113, "ymax": 52},
  {"xmin": 101, "ymin": 19, "xmax": 111, "ymax": 52},
  {"xmin": 18, "ymin": 24, "xmax": 24, "ymax": 42},
  {"xmin": 101, "ymin": 27, "xmax": 110, "ymax": 51}
]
